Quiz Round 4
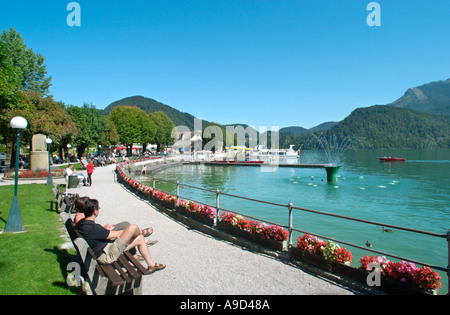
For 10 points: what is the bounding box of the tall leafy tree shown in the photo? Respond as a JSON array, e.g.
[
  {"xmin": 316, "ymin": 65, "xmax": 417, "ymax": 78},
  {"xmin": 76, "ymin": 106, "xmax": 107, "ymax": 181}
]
[
  {"xmin": 24, "ymin": 92, "xmax": 78, "ymax": 157},
  {"xmin": 0, "ymin": 28, "xmax": 52, "ymax": 96},
  {"xmin": 149, "ymin": 111, "xmax": 176, "ymax": 151},
  {"xmin": 0, "ymin": 90, "xmax": 34, "ymax": 164},
  {"xmin": 0, "ymin": 91, "xmax": 77, "ymax": 166},
  {"xmin": 0, "ymin": 41, "xmax": 24, "ymax": 148},
  {"xmin": 103, "ymin": 118, "xmax": 120, "ymax": 148},
  {"xmin": 66, "ymin": 103, "xmax": 111, "ymax": 157},
  {"xmin": 1, "ymin": 29, "xmax": 55, "ymax": 163},
  {"xmin": 0, "ymin": 42, "xmax": 21, "ymax": 110},
  {"xmin": 108, "ymin": 106, "xmax": 156, "ymax": 156}
]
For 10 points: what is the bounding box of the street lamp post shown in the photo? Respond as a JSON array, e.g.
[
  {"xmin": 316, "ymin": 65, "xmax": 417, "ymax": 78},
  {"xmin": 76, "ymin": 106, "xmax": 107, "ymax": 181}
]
[
  {"xmin": 4, "ymin": 116, "xmax": 28, "ymax": 233},
  {"xmin": 67, "ymin": 144, "xmax": 71, "ymax": 162},
  {"xmin": 46, "ymin": 138, "xmax": 53, "ymax": 185}
]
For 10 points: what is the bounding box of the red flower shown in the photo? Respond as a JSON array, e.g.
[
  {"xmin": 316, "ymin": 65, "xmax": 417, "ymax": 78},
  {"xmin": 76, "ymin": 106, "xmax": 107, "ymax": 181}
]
[
  {"xmin": 296, "ymin": 234, "xmax": 327, "ymax": 255},
  {"xmin": 333, "ymin": 247, "xmax": 352, "ymax": 263}
]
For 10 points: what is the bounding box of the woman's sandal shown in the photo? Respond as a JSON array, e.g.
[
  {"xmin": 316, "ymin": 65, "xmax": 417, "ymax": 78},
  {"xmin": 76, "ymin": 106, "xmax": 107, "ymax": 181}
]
[
  {"xmin": 147, "ymin": 263, "xmax": 166, "ymax": 274},
  {"xmin": 141, "ymin": 227, "xmax": 153, "ymax": 237}
]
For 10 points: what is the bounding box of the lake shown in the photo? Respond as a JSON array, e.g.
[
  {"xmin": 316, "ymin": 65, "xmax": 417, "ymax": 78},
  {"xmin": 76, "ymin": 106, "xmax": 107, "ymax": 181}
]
[{"xmin": 138, "ymin": 149, "xmax": 450, "ymax": 294}]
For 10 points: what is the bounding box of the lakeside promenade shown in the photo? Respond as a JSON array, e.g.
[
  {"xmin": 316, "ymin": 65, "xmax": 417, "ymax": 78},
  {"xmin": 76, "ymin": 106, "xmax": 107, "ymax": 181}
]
[{"xmin": 1, "ymin": 164, "xmax": 358, "ymax": 295}]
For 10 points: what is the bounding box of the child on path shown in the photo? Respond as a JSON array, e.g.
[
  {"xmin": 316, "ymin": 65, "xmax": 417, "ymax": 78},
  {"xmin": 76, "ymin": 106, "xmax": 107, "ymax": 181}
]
[{"xmin": 86, "ymin": 159, "xmax": 94, "ymax": 186}]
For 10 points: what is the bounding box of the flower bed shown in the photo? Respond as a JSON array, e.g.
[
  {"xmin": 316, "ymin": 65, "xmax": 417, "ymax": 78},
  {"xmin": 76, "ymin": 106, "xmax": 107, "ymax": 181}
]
[
  {"xmin": 4, "ymin": 169, "xmax": 65, "ymax": 179},
  {"xmin": 291, "ymin": 234, "xmax": 353, "ymax": 277},
  {"xmin": 360, "ymin": 255, "xmax": 441, "ymax": 293},
  {"xmin": 150, "ymin": 190, "xmax": 176, "ymax": 209},
  {"xmin": 291, "ymin": 233, "xmax": 440, "ymax": 295},
  {"xmin": 217, "ymin": 212, "xmax": 288, "ymax": 251},
  {"xmin": 175, "ymin": 200, "xmax": 216, "ymax": 226},
  {"xmin": 294, "ymin": 233, "xmax": 352, "ymax": 264}
]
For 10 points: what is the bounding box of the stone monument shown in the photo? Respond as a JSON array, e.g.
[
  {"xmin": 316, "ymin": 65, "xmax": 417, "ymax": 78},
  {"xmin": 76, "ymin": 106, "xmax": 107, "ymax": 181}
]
[{"xmin": 30, "ymin": 134, "xmax": 49, "ymax": 171}]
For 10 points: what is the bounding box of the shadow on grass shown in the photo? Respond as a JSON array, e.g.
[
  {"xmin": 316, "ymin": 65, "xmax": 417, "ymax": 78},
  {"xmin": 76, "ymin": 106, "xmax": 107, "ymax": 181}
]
[
  {"xmin": 47, "ymin": 200, "xmax": 59, "ymax": 213},
  {"xmin": 44, "ymin": 246, "xmax": 84, "ymax": 295}
]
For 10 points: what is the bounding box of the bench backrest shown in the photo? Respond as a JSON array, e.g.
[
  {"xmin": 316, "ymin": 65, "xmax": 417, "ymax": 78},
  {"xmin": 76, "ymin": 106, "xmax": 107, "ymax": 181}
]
[{"xmin": 60, "ymin": 212, "xmax": 81, "ymax": 242}]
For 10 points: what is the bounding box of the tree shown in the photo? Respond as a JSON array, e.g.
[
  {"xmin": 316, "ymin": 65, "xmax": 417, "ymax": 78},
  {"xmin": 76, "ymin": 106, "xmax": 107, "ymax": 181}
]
[
  {"xmin": 108, "ymin": 106, "xmax": 156, "ymax": 156},
  {"xmin": 0, "ymin": 28, "xmax": 52, "ymax": 96},
  {"xmin": 0, "ymin": 91, "xmax": 77, "ymax": 166},
  {"xmin": 66, "ymin": 103, "xmax": 112, "ymax": 158},
  {"xmin": 0, "ymin": 90, "xmax": 34, "ymax": 166},
  {"xmin": 0, "ymin": 29, "xmax": 78, "ymax": 165},
  {"xmin": 202, "ymin": 122, "xmax": 225, "ymax": 152},
  {"xmin": 103, "ymin": 119, "xmax": 120, "ymax": 148},
  {"xmin": 23, "ymin": 92, "xmax": 78, "ymax": 157},
  {"xmin": 149, "ymin": 111, "xmax": 176, "ymax": 151},
  {"xmin": 0, "ymin": 41, "xmax": 24, "ymax": 149},
  {"xmin": 0, "ymin": 42, "xmax": 21, "ymax": 110},
  {"xmin": 0, "ymin": 29, "xmax": 54, "ymax": 164}
]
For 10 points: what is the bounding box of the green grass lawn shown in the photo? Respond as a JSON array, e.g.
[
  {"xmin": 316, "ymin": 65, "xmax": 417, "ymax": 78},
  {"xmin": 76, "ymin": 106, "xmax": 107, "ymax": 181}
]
[{"xmin": 0, "ymin": 183, "xmax": 81, "ymax": 295}]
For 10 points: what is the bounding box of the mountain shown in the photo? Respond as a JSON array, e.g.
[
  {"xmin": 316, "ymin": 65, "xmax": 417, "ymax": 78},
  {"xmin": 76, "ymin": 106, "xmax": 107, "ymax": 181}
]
[
  {"xmin": 389, "ymin": 79, "xmax": 450, "ymax": 116},
  {"xmin": 307, "ymin": 121, "xmax": 338, "ymax": 132},
  {"xmin": 100, "ymin": 95, "xmax": 208, "ymax": 130},
  {"xmin": 279, "ymin": 79, "xmax": 450, "ymax": 149},
  {"xmin": 280, "ymin": 122, "xmax": 337, "ymax": 135},
  {"xmin": 101, "ymin": 78, "xmax": 450, "ymax": 149},
  {"xmin": 325, "ymin": 105, "xmax": 450, "ymax": 148},
  {"xmin": 279, "ymin": 126, "xmax": 309, "ymax": 135}
]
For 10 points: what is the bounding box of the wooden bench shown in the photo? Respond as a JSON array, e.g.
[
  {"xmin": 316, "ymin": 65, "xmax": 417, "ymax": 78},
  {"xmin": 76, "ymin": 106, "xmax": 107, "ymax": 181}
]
[
  {"xmin": 60, "ymin": 212, "xmax": 150, "ymax": 295},
  {"xmin": 52, "ymin": 185, "xmax": 78, "ymax": 213}
]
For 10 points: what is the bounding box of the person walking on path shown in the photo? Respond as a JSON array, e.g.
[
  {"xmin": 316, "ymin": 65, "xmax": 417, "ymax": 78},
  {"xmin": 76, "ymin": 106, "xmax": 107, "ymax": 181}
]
[{"xmin": 86, "ymin": 159, "xmax": 94, "ymax": 186}]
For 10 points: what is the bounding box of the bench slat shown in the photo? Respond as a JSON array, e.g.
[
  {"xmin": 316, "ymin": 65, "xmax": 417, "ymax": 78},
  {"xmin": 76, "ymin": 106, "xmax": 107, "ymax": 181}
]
[
  {"xmin": 112, "ymin": 260, "xmax": 132, "ymax": 283},
  {"xmin": 118, "ymin": 254, "xmax": 141, "ymax": 280},
  {"xmin": 123, "ymin": 251, "xmax": 151, "ymax": 275},
  {"xmin": 99, "ymin": 263, "xmax": 125, "ymax": 286}
]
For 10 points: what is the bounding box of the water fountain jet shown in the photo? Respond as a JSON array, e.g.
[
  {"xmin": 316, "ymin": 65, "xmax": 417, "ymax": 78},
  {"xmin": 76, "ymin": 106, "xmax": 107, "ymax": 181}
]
[{"xmin": 312, "ymin": 134, "xmax": 352, "ymax": 184}]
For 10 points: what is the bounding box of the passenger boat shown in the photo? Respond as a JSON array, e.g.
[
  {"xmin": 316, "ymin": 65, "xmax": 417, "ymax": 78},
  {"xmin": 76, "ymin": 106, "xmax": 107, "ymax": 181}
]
[
  {"xmin": 285, "ymin": 145, "xmax": 300, "ymax": 158},
  {"xmin": 379, "ymin": 156, "xmax": 406, "ymax": 162}
]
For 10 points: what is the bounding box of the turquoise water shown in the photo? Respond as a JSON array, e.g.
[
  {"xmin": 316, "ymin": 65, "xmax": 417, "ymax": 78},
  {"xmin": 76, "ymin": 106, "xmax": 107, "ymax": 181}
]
[{"xmin": 139, "ymin": 149, "xmax": 450, "ymax": 294}]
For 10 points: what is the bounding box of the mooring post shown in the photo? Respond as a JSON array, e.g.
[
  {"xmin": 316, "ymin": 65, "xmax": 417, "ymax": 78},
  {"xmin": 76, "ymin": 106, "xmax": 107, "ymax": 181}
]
[
  {"xmin": 215, "ymin": 189, "xmax": 220, "ymax": 225},
  {"xmin": 176, "ymin": 181, "xmax": 180, "ymax": 206},
  {"xmin": 288, "ymin": 202, "xmax": 293, "ymax": 249}
]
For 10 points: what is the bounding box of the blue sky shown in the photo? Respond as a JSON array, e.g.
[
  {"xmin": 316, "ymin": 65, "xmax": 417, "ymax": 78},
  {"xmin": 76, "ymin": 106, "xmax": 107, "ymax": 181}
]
[{"xmin": 1, "ymin": 0, "xmax": 449, "ymax": 129}]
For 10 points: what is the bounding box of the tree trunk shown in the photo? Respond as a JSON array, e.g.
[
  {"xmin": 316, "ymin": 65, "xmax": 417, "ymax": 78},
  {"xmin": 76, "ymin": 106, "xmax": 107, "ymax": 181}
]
[{"xmin": 77, "ymin": 144, "xmax": 87, "ymax": 159}]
